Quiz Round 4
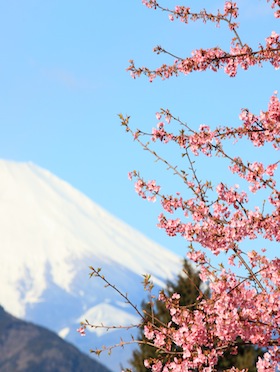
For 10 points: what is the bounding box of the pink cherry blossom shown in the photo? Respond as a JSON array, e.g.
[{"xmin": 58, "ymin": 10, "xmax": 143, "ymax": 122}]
[{"xmin": 77, "ymin": 326, "xmax": 86, "ymax": 336}]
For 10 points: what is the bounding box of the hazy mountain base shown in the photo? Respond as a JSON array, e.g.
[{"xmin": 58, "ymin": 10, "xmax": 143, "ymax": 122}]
[{"xmin": 0, "ymin": 305, "xmax": 112, "ymax": 372}]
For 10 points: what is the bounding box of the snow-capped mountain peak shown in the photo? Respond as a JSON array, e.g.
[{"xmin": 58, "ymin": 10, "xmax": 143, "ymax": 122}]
[{"xmin": 0, "ymin": 160, "xmax": 182, "ymax": 370}]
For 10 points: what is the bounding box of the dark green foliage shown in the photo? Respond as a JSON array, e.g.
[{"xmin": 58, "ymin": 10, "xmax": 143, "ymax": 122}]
[
  {"xmin": 130, "ymin": 260, "xmax": 263, "ymax": 371},
  {"xmin": 216, "ymin": 337, "xmax": 264, "ymax": 372}
]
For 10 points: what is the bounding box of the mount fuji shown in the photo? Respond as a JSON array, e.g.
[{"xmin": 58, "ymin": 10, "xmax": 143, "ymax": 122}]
[{"xmin": 0, "ymin": 160, "xmax": 183, "ymax": 370}]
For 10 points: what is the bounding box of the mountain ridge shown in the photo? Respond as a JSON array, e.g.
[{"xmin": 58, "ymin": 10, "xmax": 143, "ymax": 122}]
[{"xmin": 0, "ymin": 304, "xmax": 112, "ymax": 372}]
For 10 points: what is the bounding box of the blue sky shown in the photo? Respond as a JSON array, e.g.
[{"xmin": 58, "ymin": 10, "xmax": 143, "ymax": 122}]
[{"xmin": 0, "ymin": 1, "xmax": 278, "ymax": 258}]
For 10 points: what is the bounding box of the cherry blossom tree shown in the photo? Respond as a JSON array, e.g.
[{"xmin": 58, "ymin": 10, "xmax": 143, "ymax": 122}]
[
  {"xmin": 81, "ymin": 1, "xmax": 280, "ymax": 371},
  {"xmin": 123, "ymin": 1, "xmax": 280, "ymax": 370}
]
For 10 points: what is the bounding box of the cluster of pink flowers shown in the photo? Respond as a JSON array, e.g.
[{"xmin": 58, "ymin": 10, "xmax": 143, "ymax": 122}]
[
  {"xmin": 128, "ymin": 0, "xmax": 280, "ymax": 81},
  {"xmin": 142, "ymin": 0, "xmax": 280, "ymax": 19},
  {"xmin": 152, "ymin": 122, "xmax": 174, "ymax": 143},
  {"xmin": 128, "ymin": 36, "xmax": 280, "ymax": 79},
  {"xmin": 229, "ymin": 159, "xmax": 278, "ymax": 193},
  {"xmin": 139, "ymin": 263, "xmax": 280, "ymax": 371},
  {"xmin": 130, "ymin": 172, "xmax": 161, "ymax": 203},
  {"xmin": 77, "ymin": 326, "xmax": 86, "ymax": 336},
  {"xmin": 209, "ymin": 92, "xmax": 280, "ymax": 154},
  {"xmin": 224, "ymin": 1, "xmax": 238, "ymax": 18},
  {"xmin": 141, "ymin": 0, "xmax": 157, "ymax": 9}
]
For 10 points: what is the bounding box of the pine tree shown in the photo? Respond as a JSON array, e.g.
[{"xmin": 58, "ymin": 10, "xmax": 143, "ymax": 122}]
[{"xmin": 130, "ymin": 260, "xmax": 263, "ymax": 371}]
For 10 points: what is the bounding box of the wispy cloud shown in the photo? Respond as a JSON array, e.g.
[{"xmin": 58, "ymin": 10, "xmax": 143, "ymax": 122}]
[
  {"xmin": 42, "ymin": 67, "xmax": 92, "ymax": 90},
  {"xmin": 28, "ymin": 58, "xmax": 94, "ymax": 90}
]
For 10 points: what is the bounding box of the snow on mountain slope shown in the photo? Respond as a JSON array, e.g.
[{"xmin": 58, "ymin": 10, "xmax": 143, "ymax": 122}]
[{"xmin": 0, "ymin": 160, "xmax": 183, "ymax": 370}]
